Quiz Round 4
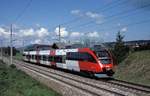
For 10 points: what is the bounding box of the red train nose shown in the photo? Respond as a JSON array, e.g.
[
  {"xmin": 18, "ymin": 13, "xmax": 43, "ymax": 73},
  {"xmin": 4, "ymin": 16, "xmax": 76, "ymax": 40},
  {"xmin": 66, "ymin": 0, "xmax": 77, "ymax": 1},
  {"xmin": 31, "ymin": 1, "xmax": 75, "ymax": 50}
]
[{"xmin": 102, "ymin": 66, "xmax": 114, "ymax": 76}]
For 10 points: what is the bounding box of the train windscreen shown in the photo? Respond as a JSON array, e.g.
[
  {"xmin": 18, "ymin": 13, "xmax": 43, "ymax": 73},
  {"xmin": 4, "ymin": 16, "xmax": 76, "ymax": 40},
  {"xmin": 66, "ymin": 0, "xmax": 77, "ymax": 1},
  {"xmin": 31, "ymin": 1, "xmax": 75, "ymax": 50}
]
[{"xmin": 96, "ymin": 51, "xmax": 111, "ymax": 64}]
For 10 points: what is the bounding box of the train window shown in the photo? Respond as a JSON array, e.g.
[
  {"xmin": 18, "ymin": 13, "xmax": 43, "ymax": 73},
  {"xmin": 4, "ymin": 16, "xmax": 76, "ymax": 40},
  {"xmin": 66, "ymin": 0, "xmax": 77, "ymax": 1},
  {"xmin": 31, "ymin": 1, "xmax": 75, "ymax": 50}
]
[
  {"xmin": 31, "ymin": 55, "xmax": 34, "ymax": 59},
  {"xmin": 54, "ymin": 56, "xmax": 63, "ymax": 63},
  {"xmin": 100, "ymin": 58, "xmax": 111, "ymax": 64},
  {"xmin": 97, "ymin": 51, "xmax": 109, "ymax": 57},
  {"xmin": 48, "ymin": 56, "xmax": 53, "ymax": 61},
  {"xmin": 35, "ymin": 55, "xmax": 37, "ymax": 59},
  {"xmin": 46, "ymin": 56, "xmax": 48, "ymax": 60},
  {"xmin": 66, "ymin": 52, "xmax": 96, "ymax": 63},
  {"xmin": 23, "ymin": 54, "xmax": 25, "ymax": 56},
  {"xmin": 62, "ymin": 55, "xmax": 66, "ymax": 63},
  {"xmin": 43, "ymin": 55, "xmax": 47, "ymax": 61},
  {"xmin": 39, "ymin": 56, "xmax": 41, "ymax": 60},
  {"xmin": 26, "ymin": 55, "xmax": 30, "ymax": 59},
  {"xmin": 26, "ymin": 55, "xmax": 28, "ymax": 58}
]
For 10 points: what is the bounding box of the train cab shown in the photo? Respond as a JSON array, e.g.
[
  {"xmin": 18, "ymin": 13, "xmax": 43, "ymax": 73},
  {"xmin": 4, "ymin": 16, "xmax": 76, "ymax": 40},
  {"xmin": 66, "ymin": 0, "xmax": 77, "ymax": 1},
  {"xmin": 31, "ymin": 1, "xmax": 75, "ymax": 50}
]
[
  {"xmin": 92, "ymin": 45, "xmax": 114, "ymax": 77},
  {"xmin": 95, "ymin": 50, "xmax": 114, "ymax": 76}
]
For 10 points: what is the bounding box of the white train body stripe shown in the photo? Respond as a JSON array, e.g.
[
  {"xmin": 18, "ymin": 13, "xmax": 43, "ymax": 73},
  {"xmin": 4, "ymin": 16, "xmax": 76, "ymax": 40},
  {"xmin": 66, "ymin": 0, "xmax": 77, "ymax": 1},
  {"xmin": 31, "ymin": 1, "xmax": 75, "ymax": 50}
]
[
  {"xmin": 66, "ymin": 60, "xmax": 80, "ymax": 71},
  {"xmin": 23, "ymin": 52, "xmax": 28, "ymax": 55},
  {"xmin": 56, "ymin": 63, "xmax": 67, "ymax": 69},
  {"xmin": 40, "ymin": 60, "xmax": 43, "ymax": 64},
  {"xmin": 39, "ymin": 50, "xmax": 50, "ymax": 55},
  {"xmin": 29, "ymin": 51, "xmax": 36, "ymax": 55},
  {"xmin": 55, "ymin": 49, "xmax": 78, "ymax": 55},
  {"xmin": 55, "ymin": 50, "xmax": 66, "ymax": 55}
]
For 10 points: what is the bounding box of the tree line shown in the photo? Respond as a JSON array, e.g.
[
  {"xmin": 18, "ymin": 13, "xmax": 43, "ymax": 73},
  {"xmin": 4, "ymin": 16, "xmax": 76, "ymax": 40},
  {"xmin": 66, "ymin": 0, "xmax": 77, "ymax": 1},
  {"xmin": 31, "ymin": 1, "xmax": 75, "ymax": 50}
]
[{"xmin": 0, "ymin": 47, "xmax": 19, "ymax": 56}]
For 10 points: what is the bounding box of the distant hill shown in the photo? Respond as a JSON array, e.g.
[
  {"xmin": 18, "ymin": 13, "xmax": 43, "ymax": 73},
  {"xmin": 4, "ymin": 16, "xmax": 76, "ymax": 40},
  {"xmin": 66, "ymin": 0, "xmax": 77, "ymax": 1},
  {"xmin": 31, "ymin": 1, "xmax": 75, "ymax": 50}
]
[{"xmin": 114, "ymin": 50, "xmax": 150, "ymax": 86}]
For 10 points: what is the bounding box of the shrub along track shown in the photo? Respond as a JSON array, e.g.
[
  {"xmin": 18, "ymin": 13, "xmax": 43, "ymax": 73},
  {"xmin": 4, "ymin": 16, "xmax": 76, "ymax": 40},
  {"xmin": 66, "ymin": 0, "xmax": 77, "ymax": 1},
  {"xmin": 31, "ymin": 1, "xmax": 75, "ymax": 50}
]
[{"xmin": 4, "ymin": 58, "xmax": 150, "ymax": 96}]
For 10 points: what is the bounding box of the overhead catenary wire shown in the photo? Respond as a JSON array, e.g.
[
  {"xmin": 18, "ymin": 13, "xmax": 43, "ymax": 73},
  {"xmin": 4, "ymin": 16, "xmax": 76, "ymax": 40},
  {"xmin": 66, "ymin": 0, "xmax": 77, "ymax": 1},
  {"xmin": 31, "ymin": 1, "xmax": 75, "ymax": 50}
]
[
  {"xmin": 67, "ymin": 3, "xmax": 150, "ymax": 30},
  {"xmin": 48, "ymin": 0, "xmax": 123, "ymax": 32},
  {"xmin": 13, "ymin": 0, "xmax": 33, "ymax": 23},
  {"xmin": 96, "ymin": 18, "xmax": 150, "ymax": 32},
  {"xmin": 49, "ymin": 0, "xmax": 128, "ymax": 33},
  {"xmin": 59, "ymin": 0, "xmax": 122, "ymax": 26},
  {"xmin": 47, "ymin": 0, "xmax": 136, "ymax": 41}
]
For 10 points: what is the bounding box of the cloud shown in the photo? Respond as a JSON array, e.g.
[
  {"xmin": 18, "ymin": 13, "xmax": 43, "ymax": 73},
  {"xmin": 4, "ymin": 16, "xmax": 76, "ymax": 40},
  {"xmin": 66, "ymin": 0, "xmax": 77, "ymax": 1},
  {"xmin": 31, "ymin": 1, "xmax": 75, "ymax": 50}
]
[
  {"xmin": 0, "ymin": 25, "xmax": 52, "ymax": 47},
  {"xmin": 71, "ymin": 10, "xmax": 80, "ymax": 15},
  {"xmin": 70, "ymin": 32, "xmax": 82, "ymax": 37},
  {"xmin": 120, "ymin": 27, "xmax": 127, "ymax": 32},
  {"xmin": 19, "ymin": 27, "xmax": 49, "ymax": 38},
  {"xmin": 0, "ymin": 27, "xmax": 10, "ymax": 38},
  {"xmin": 86, "ymin": 11, "xmax": 100, "ymax": 19},
  {"xmin": 20, "ymin": 28, "xmax": 35, "ymax": 37},
  {"xmin": 32, "ymin": 39, "xmax": 41, "ymax": 44},
  {"xmin": 0, "ymin": 25, "xmax": 102, "ymax": 47},
  {"xmin": 37, "ymin": 27, "xmax": 49, "ymax": 38},
  {"xmin": 55, "ymin": 27, "xmax": 68, "ymax": 37},
  {"xmin": 85, "ymin": 12, "xmax": 103, "ymax": 24},
  {"xmin": 87, "ymin": 31, "xmax": 99, "ymax": 38},
  {"xmin": 71, "ymin": 10, "xmax": 103, "ymax": 23}
]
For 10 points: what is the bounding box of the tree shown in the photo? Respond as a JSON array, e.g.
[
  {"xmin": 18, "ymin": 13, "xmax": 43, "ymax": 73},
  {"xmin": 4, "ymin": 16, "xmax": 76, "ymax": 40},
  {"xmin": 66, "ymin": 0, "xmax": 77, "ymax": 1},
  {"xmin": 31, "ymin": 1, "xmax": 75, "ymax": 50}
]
[
  {"xmin": 113, "ymin": 31, "xmax": 129, "ymax": 64},
  {"xmin": 3, "ymin": 46, "xmax": 19, "ymax": 56}
]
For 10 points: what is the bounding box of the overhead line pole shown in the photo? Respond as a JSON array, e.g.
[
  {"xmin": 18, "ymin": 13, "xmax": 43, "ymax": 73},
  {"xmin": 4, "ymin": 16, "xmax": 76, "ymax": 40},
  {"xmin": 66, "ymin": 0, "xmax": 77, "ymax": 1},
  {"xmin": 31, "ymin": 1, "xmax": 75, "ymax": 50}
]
[
  {"xmin": 58, "ymin": 25, "xmax": 61, "ymax": 43},
  {"xmin": 10, "ymin": 24, "xmax": 13, "ymax": 65},
  {"xmin": 22, "ymin": 37, "xmax": 24, "ymax": 53},
  {"xmin": 0, "ymin": 40, "xmax": 3, "ymax": 60}
]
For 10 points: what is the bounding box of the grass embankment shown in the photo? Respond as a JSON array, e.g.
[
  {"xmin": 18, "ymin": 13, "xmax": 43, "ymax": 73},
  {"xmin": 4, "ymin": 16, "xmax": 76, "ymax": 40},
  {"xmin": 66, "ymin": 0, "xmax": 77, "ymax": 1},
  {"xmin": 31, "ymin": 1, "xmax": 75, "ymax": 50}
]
[
  {"xmin": 0, "ymin": 60, "xmax": 60, "ymax": 96},
  {"xmin": 14, "ymin": 52, "xmax": 23, "ymax": 60},
  {"xmin": 114, "ymin": 50, "xmax": 150, "ymax": 86}
]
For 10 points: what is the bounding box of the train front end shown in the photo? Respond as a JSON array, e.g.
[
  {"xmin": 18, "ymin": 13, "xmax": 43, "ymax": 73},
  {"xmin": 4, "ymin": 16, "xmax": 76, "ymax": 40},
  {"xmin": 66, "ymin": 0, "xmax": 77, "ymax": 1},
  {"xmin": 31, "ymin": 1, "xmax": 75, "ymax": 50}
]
[{"xmin": 93, "ymin": 46, "xmax": 115, "ymax": 78}]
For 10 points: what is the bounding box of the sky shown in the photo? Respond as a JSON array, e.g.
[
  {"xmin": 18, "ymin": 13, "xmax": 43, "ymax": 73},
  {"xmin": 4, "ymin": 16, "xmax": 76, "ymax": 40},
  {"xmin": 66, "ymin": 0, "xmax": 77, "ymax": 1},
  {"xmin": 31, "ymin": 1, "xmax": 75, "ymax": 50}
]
[{"xmin": 0, "ymin": 0, "xmax": 150, "ymax": 47}]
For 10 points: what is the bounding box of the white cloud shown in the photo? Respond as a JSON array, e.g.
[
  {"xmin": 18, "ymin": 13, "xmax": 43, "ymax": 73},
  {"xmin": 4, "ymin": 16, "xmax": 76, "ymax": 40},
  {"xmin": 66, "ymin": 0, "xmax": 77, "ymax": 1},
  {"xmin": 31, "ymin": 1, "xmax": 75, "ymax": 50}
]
[
  {"xmin": 33, "ymin": 39, "xmax": 41, "ymax": 44},
  {"xmin": 0, "ymin": 25, "xmax": 102, "ymax": 47},
  {"xmin": 37, "ymin": 27, "xmax": 49, "ymax": 38},
  {"xmin": 0, "ymin": 25, "xmax": 52, "ymax": 46},
  {"xmin": 20, "ymin": 27, "xmax": 49, "ymax": 38},
  {"xmin": 85, "ymin": 12, "xmax": 103, "ymax": 24},
  {"xmin": 71, "ymin": 10, "xmax": 80, "ymax": 15},
  {"xmin": 87, "ymin": 31, "xmax": 99, "ymax": 38},
  {"xmin": 70, "ymin": 32, "xmax": 81, "ymax": 37},
  {"xmin": 86, "ymin": 11, "xmax": 100, "ymax": 19},
  {"xmin": 71, "ymin": 10, "xmax": 103, "ymax": 23},
  {"xmin": 120, "ymin": 27, "xmax": 127, "ymax": 32},
  {"xmin": 20, "ymin": 28, "xmax": 35, "ymax": 37},
  {"xmin": 55, "ymin": 27, "xmax": 68, "ymax": 37},
  {"xmin": 0, "ymin": 27, "xmax": 10, "ymax": 38}
]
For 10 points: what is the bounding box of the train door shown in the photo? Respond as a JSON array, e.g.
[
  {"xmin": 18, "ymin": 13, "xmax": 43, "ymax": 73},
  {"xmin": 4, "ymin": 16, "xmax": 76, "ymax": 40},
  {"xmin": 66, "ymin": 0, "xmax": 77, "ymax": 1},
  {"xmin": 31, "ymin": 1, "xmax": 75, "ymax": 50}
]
[{"xmin": 50, "ymin": 50, "xmax": 56, "ymax": 67}]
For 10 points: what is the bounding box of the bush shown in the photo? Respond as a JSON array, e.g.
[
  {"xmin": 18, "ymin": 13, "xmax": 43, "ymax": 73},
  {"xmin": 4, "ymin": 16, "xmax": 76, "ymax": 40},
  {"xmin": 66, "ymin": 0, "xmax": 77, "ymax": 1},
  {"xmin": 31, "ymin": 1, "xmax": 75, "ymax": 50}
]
[
  {"xmin": 112, "ymin": 31, "xmax": 129, "ymax": 64},
  {"xmin": 10, "ymin": 64, "xmax": 16, "ymax": 69}
]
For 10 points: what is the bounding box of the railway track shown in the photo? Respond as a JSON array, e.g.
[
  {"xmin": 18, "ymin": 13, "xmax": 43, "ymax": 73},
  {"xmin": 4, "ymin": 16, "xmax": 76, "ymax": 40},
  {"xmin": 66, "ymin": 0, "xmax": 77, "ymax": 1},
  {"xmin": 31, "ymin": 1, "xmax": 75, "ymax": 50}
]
[
  {"xmin": 99, "ymin": 79, "xmax": 150, "ymax": 96},
  {"xmin": 1, "ymin": 56, "xmax": 148, "ymax": 96},
  {"xmin": 12, "ymin": 59, "xmax": 150, "ymax": 96},
  {"xmin": 108, "ymin": 79, "xmax": 150, "ymax": 93},
  {"xmin": 14, "ymin": 60, "xmax": 125, "ymax": 96}
]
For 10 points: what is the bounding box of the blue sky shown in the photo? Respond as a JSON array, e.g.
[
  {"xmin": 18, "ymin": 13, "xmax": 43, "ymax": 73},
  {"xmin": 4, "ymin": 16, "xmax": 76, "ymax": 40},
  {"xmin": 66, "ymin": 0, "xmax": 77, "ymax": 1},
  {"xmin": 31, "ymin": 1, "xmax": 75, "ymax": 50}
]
[{"xmin": 0, "ymin": 0, "xmax": 150, "ymax": 47}]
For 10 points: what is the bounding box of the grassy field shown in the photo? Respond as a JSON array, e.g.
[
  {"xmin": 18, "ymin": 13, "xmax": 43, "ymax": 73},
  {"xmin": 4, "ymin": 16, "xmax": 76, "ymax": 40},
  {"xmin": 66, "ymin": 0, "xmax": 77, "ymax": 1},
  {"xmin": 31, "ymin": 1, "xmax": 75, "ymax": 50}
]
[
  {"xmin": 0, "ymin": 60, "xmax": 60, "ymax": 96},
  {"xmin": 14, "ymin": 52, "xmax": 23, "ymax": 60},
  {"xmin": 114, "ymin": 50, "xmax": 150, "ymax": 86}
]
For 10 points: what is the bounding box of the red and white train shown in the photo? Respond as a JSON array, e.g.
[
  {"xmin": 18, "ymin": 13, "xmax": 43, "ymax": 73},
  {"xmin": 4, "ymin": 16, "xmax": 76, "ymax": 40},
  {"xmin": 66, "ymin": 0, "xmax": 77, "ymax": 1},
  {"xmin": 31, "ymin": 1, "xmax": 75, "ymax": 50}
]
[{"xmin": 23, "ymin": 47, "xmax": 114, "ymax": 78}]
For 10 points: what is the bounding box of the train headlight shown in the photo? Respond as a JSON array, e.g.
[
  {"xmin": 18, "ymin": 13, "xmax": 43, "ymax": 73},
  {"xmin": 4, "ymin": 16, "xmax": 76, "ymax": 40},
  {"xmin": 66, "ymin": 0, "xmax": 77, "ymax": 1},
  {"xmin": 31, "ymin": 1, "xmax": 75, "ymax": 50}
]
[{"xmin": 105, "ymin": 67, "xmax": 111, "ymax": 71}]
